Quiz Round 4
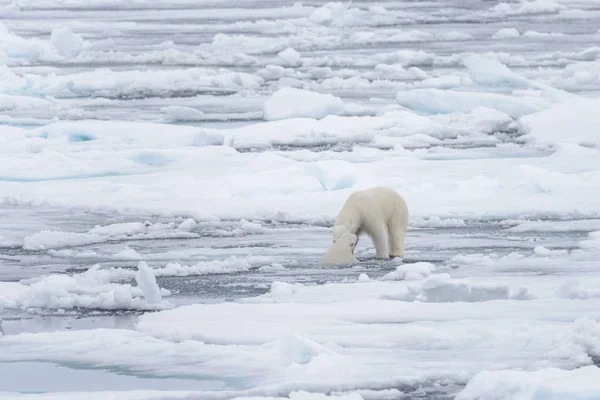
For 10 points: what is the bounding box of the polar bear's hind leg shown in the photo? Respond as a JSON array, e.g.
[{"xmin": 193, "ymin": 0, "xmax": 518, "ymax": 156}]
[
  {"xmin": 389, "ymin": 210, "xmax": 407, "ymax": 257},
  {"xmin": 367, "ymin": 224, "xmax": 390, "ymax": 259}
]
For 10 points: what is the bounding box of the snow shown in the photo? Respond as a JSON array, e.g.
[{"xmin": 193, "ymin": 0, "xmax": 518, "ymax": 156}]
[
  {"xmin": 263, "ymin": 87, "xmax": 345, "ymax": 121},
  {"xmin": 3, "ymin": 0, "xmax": 600, "ymax": 398}
]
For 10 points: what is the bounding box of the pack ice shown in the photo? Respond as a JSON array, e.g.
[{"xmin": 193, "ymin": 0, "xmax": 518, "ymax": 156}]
[{"xmin": 2, "ymin": 0, "xmax": 600, "ymax": 399}]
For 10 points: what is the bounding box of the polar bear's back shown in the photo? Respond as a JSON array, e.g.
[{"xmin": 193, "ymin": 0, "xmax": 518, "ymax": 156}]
[{"xmin": 345, "ymin": 186, "xmax": 407, "ymax": 220}]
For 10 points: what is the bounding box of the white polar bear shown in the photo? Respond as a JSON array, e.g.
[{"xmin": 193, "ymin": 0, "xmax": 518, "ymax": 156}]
[{"xmin": 327, "ymin": 186, "xmax": 408, "ymax": 262}]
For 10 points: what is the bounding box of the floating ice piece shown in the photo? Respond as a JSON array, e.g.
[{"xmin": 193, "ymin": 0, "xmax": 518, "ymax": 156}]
[
  {"xmin": 162, "ymin": 105, "xmax": 205, "ymax": 121},
  {"xmin": 520, "ymin": 97, "xmax": 600, "ymax": 146},
  {"xmin": 396, "ymin": 88, "xmax": 544, "ymax": 118},
  {"xmin": 490, "ymin": 0, "xmax": 565, "ymax": 16},
  {"xmin": 0, "ymin": 22, "xmax": 51, "ymax": 61},
  {"xmin": 457, "ymin": 365, "xmax": 600, "ymax": 400},
  {"xmin": 492, "ymin": 28, "xmax": 520, "ymax": 39},
  {"xmin": 411, "ymin": 216, "xmax": 466, "ymax": 228},
  {"xmin": 22, "ymin": 221, "xmax": 199, "ymax": 251},
  {"xmin": 23, "ymin": 231, "xmax": 105, "ymax": 250},
  {"xmin": 112, "ymin": 245, "xmax": 142, "ymax": 260},
  {"xmin": 0, "ymin": 267, "xmax": 171, "ymax": 311},
  {"xmin": 579, "ymin": 231, "xmax": 600, "ymax": 250},
  {"xmin": 533, "ymin": 245, "xmax": 569, "ymax": 257},
  {"xmin": 381, "ymin": 262, "xmax": 435, "ymax": 281},
  {"xmin": 276, "ymin": 47, "xmax": 303, "ymax": 67},
  {"xmin": 177, "ymin": 218, "xmax": 197, "ymax": 232},
  {"xmin": 263, "ymin": 87, "xmax": 345, "ymax": 121},
  {"xmin": 463, "ymin": 55, "xmax": 525, "ymax": 87},
  {"xmin": 0, "ymin": 93, "xmax": 54, "ymax": 111},
  {"xmin": 236, "ymin": 219, "xmax": 265, "ymax": 235},
  {"xmin": 135, "ymin": 261, "xmax": 162, "ymax": 304},
  {"xmin": 159, "ymin": 255, "xmax": 267, "ymax": 276},
  {"xmin": 383, "ymin": 274, "xmax": 526, "ymax": 303},
  {"xmin": 557, "ymin": 280, "xmax": 600, "ymax": 299},
  {"xmin": 508, "ymin": 219, "xmax": 600, "ymax": 233},
  {"xmin": 51, "ymin": 25, "xmax": 84, "ymax": 58},
  {"xmin": 305, "ymin": 160, "xmax": 356, "ymax": 191}
]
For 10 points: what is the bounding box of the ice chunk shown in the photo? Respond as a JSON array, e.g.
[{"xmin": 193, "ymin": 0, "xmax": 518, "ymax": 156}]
[
  {"xmin": 533, "ymin": 245, "xmax": 569, "ymax": 257},
  {"xmin": 88, "ymin": 222, "xmax": 147, "ymax": 236},
  {"xmin": 191, "ymin": 130, "xmax": 225, "ymax": 147},
  {"xmin": 177, "ymin": 218, "xmax": 197, "ymax": 232},
  {"xmin": 463, "ymin": 55, "xmax": 524, "ymax": 86},
  {"xmin": 557, "ymin": 280, "xmax": 600, "ymax": 299},
  {"xmin": 457, "ymin": 365, "xmax": 600, "ymax": 400},
  {"xmin": 22, "ymin": 221, "xmax": 201, "ymax": 251},
  {"xmin": 508, "ymin": 219, "xmax": 600, "ymax": 233},
  {"xmin": 0, "ymin": 93, "xmax": 54, "ymax": 111},
  {"xmin": 384, "ymin": 274, "xmax": 524, "ymax": 302},
  {"xmin": 112, "ymin": 245, "xmax": 142, "ymax": 260},
  {"xmin": 523, "ymin": 30, "xmax": 565, "ymax": 38},
  {"xmin": 381, "ymin": 262, "xmax": 435, "ymax": 281},
  {"xmin": 135, "ymin": 261, "xmax": 162, "ymax": 304},
  {"xmin": 263, "ymin": 87, "xmax": 345, "ymax": 121},
  {"xmin": 490, "ymin": 0, "xmax": 564, "ymax": 16},
  {"xmin": 236, "ymin": 219, "xmax": 265, "ymax": 235},
  {"xmin": 412, "ymin": 216, "xmax": 466, "ymax": 228},
  {"xmin": 0, "ymin": 268, "xmax": 170, "ymax": 311},
  {"xmin": 492, "ymin": 28, "xmax": 520, "ymax": 39},
  {"xmin": 276, "ymin": 47, "xmax": 303, "ymax": 67},
  {"xmin": 277, "ymin": 335, "xmax": 334, "ymax": 365},
  {"xmin": 162, "ymin": 105, "xmax": 205, "ymax": 121},
  {"xmin": 51, "ymin": 25, "xmax": 84, "ymax": 58},
  {"xmin": 22, "ymin": 231, "xmax": 106, "ymax": 250},
  {"xmin": 580, "ymin": 231, "xmax": 600, "ymax": 250},
  {"xmin": 159, "ymin": 256, "xmax": 255, "ymax": 276},
  {"xmin": 0, "ymin": 22, "xmax": 50, "ymax": 61},
  {"xmin": 520, "ymin": 97, "xmax": 600, "ymax": 146},
  {"xmin": 305, "ymin": 160, "xmax": 357, "ymax": 191},
  {"xmin": 270, "ymin": 281, "xmax": 305, "ymax": 295},
  {"xmin": 396, "ymin": 88, "xmax": 544, "ymax": 118}
]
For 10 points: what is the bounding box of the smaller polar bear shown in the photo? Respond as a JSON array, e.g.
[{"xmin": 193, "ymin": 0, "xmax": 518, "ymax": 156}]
[{"xmin": 321, "ymin": 186, "xmax": 408, "ymax": 264}]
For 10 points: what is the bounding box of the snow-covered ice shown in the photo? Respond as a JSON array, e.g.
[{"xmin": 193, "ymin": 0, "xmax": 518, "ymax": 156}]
[{"xmin": 2, "ymin": 0, "xmax": 600, "ymax": 398}]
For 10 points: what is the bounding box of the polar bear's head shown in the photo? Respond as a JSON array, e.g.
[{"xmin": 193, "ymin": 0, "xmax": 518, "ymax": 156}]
[
  {"xmin": 332, "ymin": 232, "xmax": 358, "ymax": 251},
  {"xmin": 333, "ymin": 225, "xmax": 354, "ymax": 243},
  {"xmin": 321, "ymin": 232, "xmax": 359, "ymax": 265}
]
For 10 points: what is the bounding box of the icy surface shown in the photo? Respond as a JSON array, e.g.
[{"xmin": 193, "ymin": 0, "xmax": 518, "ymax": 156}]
[{"xmin": 2, "ymin": 0, "xmax": 600, "ymax": 399}]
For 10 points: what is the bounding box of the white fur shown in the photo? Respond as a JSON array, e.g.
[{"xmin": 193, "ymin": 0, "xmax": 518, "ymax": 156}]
[
  {"xmin": 320, "ymin": 232, "xmax": 359, "ymax": 265},
  {"xmin": 333, "ymin": 186, "xmax": 408, "ymax": 259}
]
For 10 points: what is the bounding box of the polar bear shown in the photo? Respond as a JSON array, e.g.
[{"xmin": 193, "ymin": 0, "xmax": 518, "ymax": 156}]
[
  {"xmin": 323, "ymin": 187, "xmax": 408, "ymax": 263},
  {"xmin": 320, "ymin": 232, "xmax": 359, "ymax": 265}
]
